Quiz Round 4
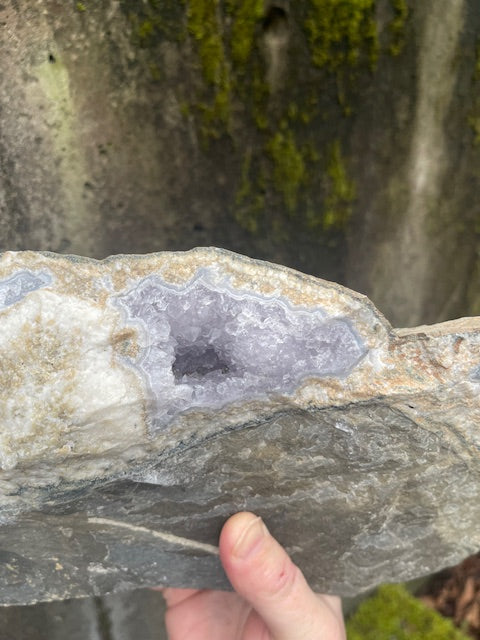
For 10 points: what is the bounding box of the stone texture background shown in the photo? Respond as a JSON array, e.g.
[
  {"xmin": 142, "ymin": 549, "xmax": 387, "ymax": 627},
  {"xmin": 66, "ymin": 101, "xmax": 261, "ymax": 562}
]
[
  {"xmin": 2, "ymin": 0, "xmax": 480, "ymax": 636},
  {"xmin": 2, "ymin": 0, "xmax": 480, "ymax": 327}
]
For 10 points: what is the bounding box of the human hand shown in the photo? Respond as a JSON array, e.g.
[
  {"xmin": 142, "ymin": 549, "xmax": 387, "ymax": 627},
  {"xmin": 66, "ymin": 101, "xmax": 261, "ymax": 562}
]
[{"xmin": 162, "ymin": 511, "xmax": 346, "ymax": 639}]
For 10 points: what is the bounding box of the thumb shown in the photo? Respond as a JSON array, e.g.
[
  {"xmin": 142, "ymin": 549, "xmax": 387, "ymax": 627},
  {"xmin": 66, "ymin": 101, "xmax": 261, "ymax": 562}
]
[{"xmin": 219, "ymin": 512, "xmax": 345, "ymax": 640}]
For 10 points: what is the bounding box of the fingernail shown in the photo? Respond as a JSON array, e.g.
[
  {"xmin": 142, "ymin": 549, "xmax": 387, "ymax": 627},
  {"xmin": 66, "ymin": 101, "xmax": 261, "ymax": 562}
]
[{"xmin": 233, "ymin": 516, "xmax": 268, "ymax": 559}]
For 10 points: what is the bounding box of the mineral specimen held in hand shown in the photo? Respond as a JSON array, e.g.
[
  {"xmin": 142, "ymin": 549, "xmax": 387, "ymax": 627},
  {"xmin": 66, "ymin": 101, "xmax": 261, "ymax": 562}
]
[{"xmin": 0, "ymin": 247, "xmax": 479, "ymax": 604}]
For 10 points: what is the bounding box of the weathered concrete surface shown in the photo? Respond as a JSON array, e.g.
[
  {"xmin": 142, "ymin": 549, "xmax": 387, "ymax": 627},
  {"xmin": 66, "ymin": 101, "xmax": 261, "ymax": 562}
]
[
  {"xmin": 0, "ymin": 247, "xmax": 479, "ymax": 603},
  {"xmin": 3, "ymin": 1, "xmax": 480, "ymax": 327},
  {"xmin": 104, "ymin": 589, "xmax": 167, "ymax": 640},
  {"xmin": 347, "ymin": 0, "xmax": 480, "ymax": 326},
  {"xmin": 0, "ymin": 589, "xmax": 167, "ymax": 640}
]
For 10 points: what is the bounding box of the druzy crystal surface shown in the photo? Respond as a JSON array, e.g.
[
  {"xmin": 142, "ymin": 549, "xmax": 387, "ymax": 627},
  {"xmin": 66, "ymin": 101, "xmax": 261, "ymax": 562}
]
[
  {"xmin": 0, "ymin": 270, "xmax": 51, "ymax": 310},
  {"xmin": 116, "ymin": 271, "xmax": 366, "ymax": 429}
]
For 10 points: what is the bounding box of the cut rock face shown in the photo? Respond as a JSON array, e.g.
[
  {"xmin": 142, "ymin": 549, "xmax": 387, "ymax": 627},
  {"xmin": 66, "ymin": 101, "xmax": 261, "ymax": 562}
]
[{"xmin": 0, "ymin": 247, "xmax": 479, "ymax": 604}]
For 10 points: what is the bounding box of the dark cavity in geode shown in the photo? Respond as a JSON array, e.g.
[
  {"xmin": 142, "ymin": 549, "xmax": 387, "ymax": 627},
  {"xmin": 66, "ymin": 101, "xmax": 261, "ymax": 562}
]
[{"xmin": 116, "ymin": 270, "xmax": 367, "ymax": 430}]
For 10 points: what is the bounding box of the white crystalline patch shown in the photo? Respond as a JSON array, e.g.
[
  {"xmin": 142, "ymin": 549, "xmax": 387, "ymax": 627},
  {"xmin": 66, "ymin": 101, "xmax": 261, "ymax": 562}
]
[
  {"xmin": 0, "ymin": 290, "xmax": 144, "ymax": 471},
  {"xmin": 116, "ymin": 271, "xmax": 367, "ymax": 430}
]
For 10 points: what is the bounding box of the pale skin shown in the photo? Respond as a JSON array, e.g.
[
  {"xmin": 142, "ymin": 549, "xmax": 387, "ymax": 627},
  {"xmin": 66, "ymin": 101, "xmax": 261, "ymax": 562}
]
[{"xmin": 161, "ymin": 511, "xmax": 346, "ymax": 640}]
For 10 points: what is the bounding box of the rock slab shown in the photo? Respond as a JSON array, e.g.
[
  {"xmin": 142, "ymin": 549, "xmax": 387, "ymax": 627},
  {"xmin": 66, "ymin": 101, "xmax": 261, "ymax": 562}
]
[{"xmin": 0, "ymin": 247, "xmax": 479, "ymax": 603}]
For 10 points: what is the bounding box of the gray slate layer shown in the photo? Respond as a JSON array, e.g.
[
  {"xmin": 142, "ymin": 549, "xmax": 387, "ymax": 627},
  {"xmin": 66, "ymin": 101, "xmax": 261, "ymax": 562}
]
[{"xmin": 0, "ymin": 247, "xmax": 479, "ymax": 603}]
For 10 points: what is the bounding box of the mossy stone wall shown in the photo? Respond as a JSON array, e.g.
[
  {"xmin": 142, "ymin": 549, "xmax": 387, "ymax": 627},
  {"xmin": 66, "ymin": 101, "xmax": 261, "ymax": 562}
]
[{"xmin": 2, "ymin": 0, "xmax": 480, "ymax": 325}]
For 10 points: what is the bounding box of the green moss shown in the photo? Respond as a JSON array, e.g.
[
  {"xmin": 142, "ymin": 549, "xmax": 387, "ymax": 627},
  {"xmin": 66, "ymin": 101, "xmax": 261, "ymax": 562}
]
[
  {"xmin": 76, "ymin": 2, "xmax": 86, "ymax": 11},
  {"xmin": 186, "ymin": 0, "xmax": 234, "ymax": 133},
  {"xmin": 475, "ymin": 38, "xmax": 480, "ymax": 78},
  {"xmin": 347, "ymin": 584, "xmax": 470, "ymax": 639},
  {"xmin": 187, "ymin": 0, "xmax": 225, "ymax": 85},
  {"xmin": 186, "ymin": 0, "xmax": 268, "ymax": 135},
  {"xmin": 287, "ymin": 102, "xmax": 315, "ymax": 125},
  {"xmin": 121, "ymin": 0, "xmax": 367, "ymax": 238},
  {"xmin": 251, "ymin": 67, "xmax": 269, "ymax": 129},
  {"xmin": 137, "ymin": 20, "xmax": 155, "ymax": 41},
  {"xmin": 468, "ymin": 114, "xmax": 480, "ymax": 145},
  {"xmin": 121, "ymin": 0, "xmax": 185, "ymax": 48},
  {"xmin": 321, "ymin": 139, "xmax": 355, "ymax": 230},
  {"xmin": 148, "ymin": 62, "xmax": 162, "ymax": 81},
  {"xmin": 267, "ymin": 127, "xmax": 307, "ymax": 214},
  {"xmin": 179, "ymin": 102, "xmax": 191, "ymax": 118},
  {"xmin": 305, "ymin": 0, "xmax": 379, "ymax": 73},
  {"xmin": 388, "ymin": 0, "xmax": 409, "ymax": 56},
  {"xmin": 235, "ymin": 127, "xmax": 323, "ymax": 234},
  {"xmin": 234, "ymin": 150, "xmax": 265, "ymax": 233},
  {"xmin": 469, "ymin": 38, "xmax": 480, "ymax": 146},
  {"xmin": 226, "ymin": 0, "xmax": 264, "ymax": 66}
]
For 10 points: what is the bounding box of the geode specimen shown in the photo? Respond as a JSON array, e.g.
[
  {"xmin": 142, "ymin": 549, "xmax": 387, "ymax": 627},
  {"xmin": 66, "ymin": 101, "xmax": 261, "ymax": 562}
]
[{"xmin": 0, "ymin": 247, "xmax": 479, "ymax": 604}]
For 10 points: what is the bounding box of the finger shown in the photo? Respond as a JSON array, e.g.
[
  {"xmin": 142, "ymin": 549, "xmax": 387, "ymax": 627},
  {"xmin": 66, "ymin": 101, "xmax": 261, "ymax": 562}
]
[
  {"xmin": 161, "ymin": 588, "xmax": 199, "ymax": 607},
  {"xmin": 164, "ymin": 589, "xmax": 251, "ymax": 640},
  {"xmin": 219, "ymin": 512, "xmax": 345, "ymax": 640}
]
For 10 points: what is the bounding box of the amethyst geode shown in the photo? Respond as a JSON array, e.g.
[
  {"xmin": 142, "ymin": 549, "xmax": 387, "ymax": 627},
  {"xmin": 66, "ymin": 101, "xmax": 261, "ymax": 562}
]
[
  {"xmin": 0, "ymin": 247, "xmax": 479, "ymax": 604},
  {"xmin": 116, "ymin": 271, "xmax": 365, "ymax": 430}
]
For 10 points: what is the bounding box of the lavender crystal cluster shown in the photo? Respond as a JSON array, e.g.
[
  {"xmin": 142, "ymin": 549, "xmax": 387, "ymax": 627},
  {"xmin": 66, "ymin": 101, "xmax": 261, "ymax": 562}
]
[
  {"xmin": 116, "ymin": 270, "xmax": 366, "ymax": 429},
  {"xmin": 0, "ymin": 271, "xmax": 51, "ymax": 310}
]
